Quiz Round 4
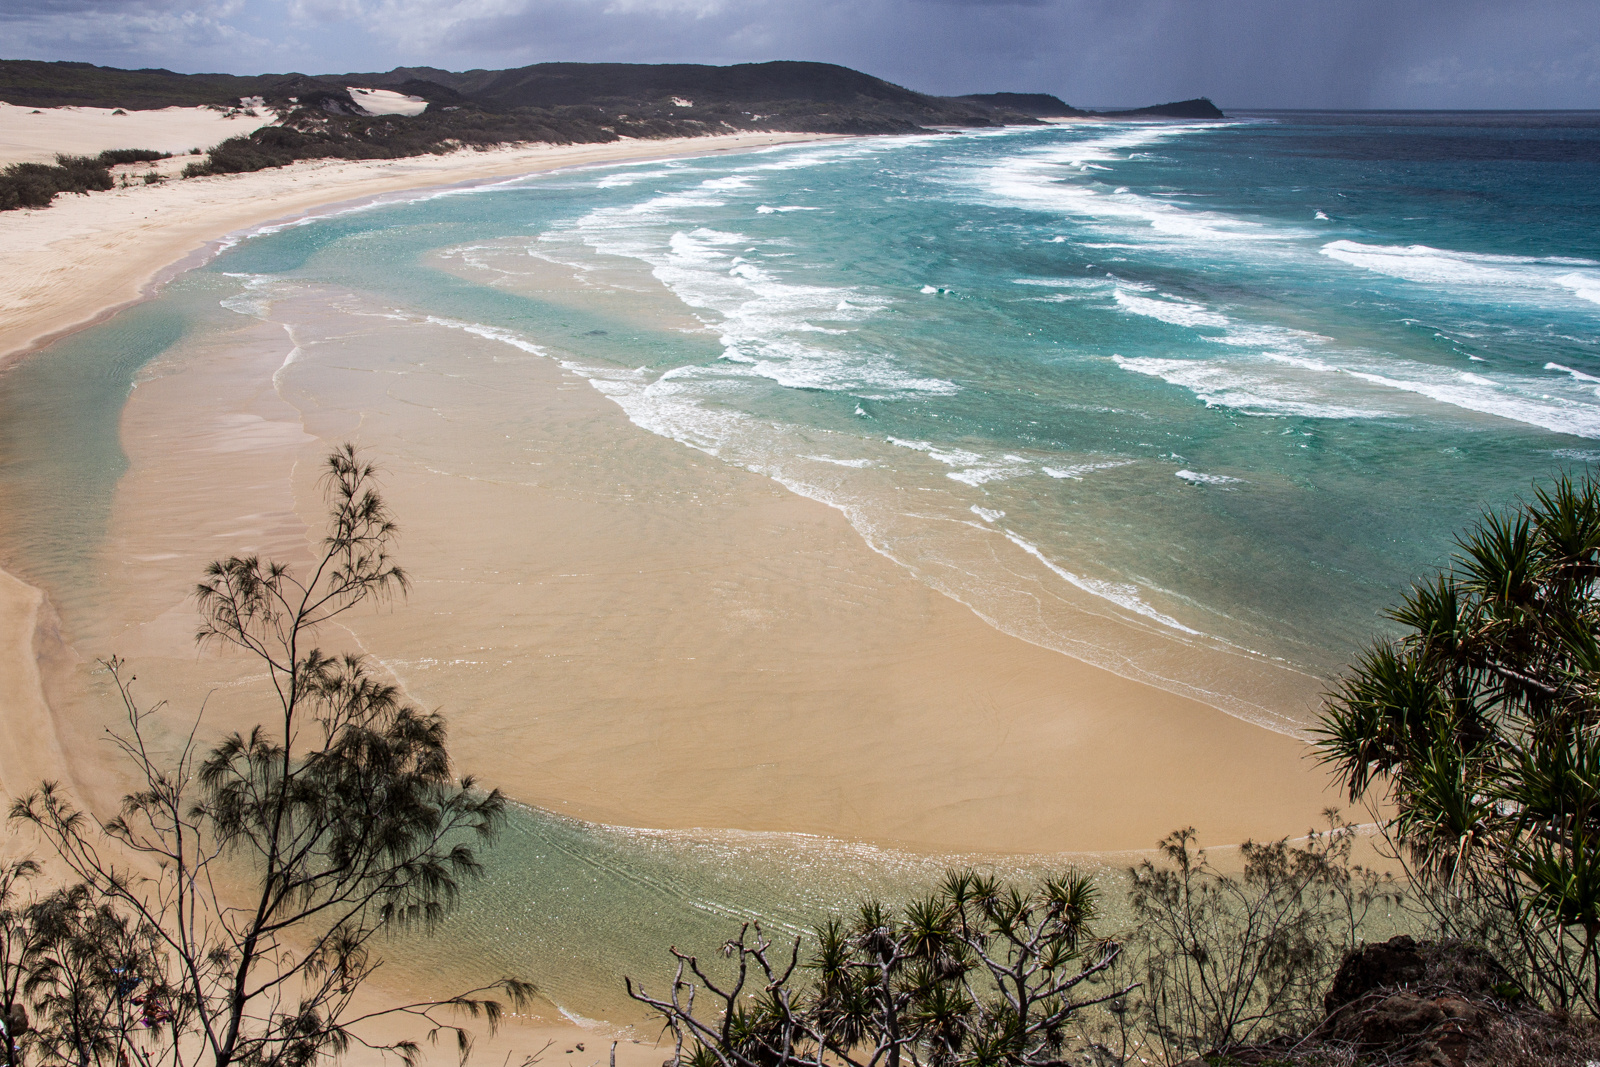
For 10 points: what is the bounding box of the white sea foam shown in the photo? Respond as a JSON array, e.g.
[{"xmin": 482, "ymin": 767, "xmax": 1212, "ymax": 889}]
[
  {"xmin": 1113, "ymin": 355, "xmax": 1389, "ymax": 420},
  {"xmin": 271, "ymin": 343, "xmax": 302, "ymax": 389},
  {"xmin": 958, "ymin": 123, "xmax": 1296, "ymax": 251},
  {"xmin": 1041, "ymin": 459, "xmax": 1135, "ymax": 479},
  {"xmin": 971, "ymin": 506, "xmax": 1005, "ymax": 522},
  {"xmin": 1002, "ymin": 532, "xmax": 1201, "ymax": 634},
  {"xmin": 1321, "ymin": 240, "xmax": 1600, "ymax": 309},
  {"xmin": 948, "ymin": 466, "xmax": 1031, "ymax": 486},
  {"xmin": 1011, "ymin": 277, "xmax": 1114, "ymax": 288},
  {"xmin": 887, "ymin": 437, "xmax": 1030, "ymax": 485},
  {"xmin": 1339, "ymin": 364, "xmax": 1600, "ymax": 437},
  {"xmin": 1099, "ymin": 284, "xmax": 1600, "ymax": 437},
  {"xmin": 1175, "ymin": 469, "xmax": 1243, "ymax": 486},
  {"xmin": 1113, "ymin": 288, "xmax": 1230, "ymax": 329},
  {"xmin": 887, "ymin": 438, "xmax": 1135, "ymax": 486},
  {"xmin": 801, "ymin": 455, "xmax": 874, "ymax": 467},
  {"xmin": 557, "ymin": 168, "xmax": 957, "ymax": 400},
  {"xmin": 1547, "ymin": 362, "xmax": 1600, "ymax": 388},
  {"xmin": 594, "ymin": 167, "xmax": 682, "ymax": 188},
  {"xmin": 422, "ymin": 315, "xmax": 548, "ymax": 356},
  {"xmin": 219, "ymin": 273, "xmax": 292, "ymax": 318}
]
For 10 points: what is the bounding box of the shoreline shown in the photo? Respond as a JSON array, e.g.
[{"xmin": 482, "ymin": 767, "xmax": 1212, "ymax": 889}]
[
  {"xmin": 0, "ymin": 132, "xmax": 1350, "ymax": 1026},
  {"xmin": 0, "ymin": 131, "xmax": 850, "ymax": 828},
  {"xmin": 39, "ymin": 252, "xmax": 1339, "ymax": 859},
  {"xmin": 0, "ymin": 131, "xmax": 848, "ymax": 371},
  {"xmin": 0, "ymin": 128, "xmax": 1340, "ymax": 857}
]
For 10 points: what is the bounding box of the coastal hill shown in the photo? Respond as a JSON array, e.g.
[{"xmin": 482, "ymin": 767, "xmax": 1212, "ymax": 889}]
[
  {"xmin": 957, "ymin": 92, "xmax": 1225, "ymax": 119},
  {"xmin": 0, "ymin": 58, "xmax": 1226, "ymax": 203},
  {"xmin": 956, "ymin": 92, "xmax": 1085, "ymax": 116},
  {"xmin": 0, "ymin": 59, "xmax": 1041, "ymax": 133},
  {"xmin": 0, "ymin": 58, "xmax": 1224, "ymax": 131},
  {"xmin": 1098, "ymin": 96, "xmax": 1225, "ymax": 118}
]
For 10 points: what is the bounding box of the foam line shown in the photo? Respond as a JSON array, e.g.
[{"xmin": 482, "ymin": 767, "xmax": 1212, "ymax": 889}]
[{"xmin": 1002, "ymin": 532, "xmax": 1202, "ymax": 635}]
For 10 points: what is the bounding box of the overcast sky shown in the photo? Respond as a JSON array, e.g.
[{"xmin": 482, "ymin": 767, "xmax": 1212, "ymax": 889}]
[{"xmin": 1, "ymin": 0, "xmax": 1597, "ymax": 108}]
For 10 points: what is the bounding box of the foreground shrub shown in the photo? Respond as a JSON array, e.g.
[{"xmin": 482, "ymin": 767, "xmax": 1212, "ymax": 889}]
[
  {"xmin": 1119, "ymin": 819, "xmax": 1400, "ymax": 1063},
  {"xmin": 1317, "ymin": 471, "xmax": 1600, "ymax": 1014},
  {"xmin": 12, "ymin": 446, "xmax": 533, "ymax": 1067},
  {"xmin": 95, "ymin": 148, "xmax": 169, "ymax": 166},
  {"xmin": 629, "ymin": 870, "xmax": 1132, "ymax": 1067},
  {"xmin": 0, "ymin": 154, "xmax": 113, "ymax": 210}
]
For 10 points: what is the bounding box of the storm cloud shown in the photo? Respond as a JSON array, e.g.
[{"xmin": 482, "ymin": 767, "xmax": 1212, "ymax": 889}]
[{"xmin": 1, "ymin": 0, "xmax": 1596, "ymax": 108}]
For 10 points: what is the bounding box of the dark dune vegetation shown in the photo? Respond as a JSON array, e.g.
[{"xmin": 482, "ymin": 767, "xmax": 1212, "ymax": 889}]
[
  {"xmin": 0, "ymin": 59, "xmax": 1225, "ymax": 196},
  {"xmin": 0, "ymin": 149, "xmax": 167, "ymax": 210}
]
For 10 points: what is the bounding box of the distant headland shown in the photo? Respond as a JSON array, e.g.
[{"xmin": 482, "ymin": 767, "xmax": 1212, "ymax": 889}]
[{"xmin": 956, "ymin": 92, "xmax": 1224, "ymax": 119}]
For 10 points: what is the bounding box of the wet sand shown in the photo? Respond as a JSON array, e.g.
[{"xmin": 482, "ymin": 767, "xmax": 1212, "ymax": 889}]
[
  {"xmin": 0, "ymin": 129, "xmax": 847, "ymax": 812},
  {"xmin": 50, "ymin": 279, "xmax": 1341, "ymax": 856},
  {"xmin": 0, "ymin": 129, "xmax": 1346, "ymax": 1047}
]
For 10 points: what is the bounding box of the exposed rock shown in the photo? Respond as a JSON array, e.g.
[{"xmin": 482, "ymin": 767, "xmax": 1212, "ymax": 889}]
[
  {"xmin": 1324, "ymin": 933, "xmax": 1428, "ymax": 1012},
  {"xmin": 1184, "ymin": 939, "xmax": 1599, "ymax": 1067}
]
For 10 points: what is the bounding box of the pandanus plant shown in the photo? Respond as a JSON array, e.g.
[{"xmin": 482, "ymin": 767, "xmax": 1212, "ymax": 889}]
[{"xmin": 1316, "ymin": 472, "xmax": 1600, "ymax": 1011}]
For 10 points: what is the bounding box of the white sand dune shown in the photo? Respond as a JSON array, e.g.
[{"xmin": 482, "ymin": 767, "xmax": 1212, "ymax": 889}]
[
  {"xmin": 348, "ymin": 87, "xmax": 429, "ymax": 116},
  {"xmin": 0, "ymin": 102, "xmax": 272, "ymax": 166}
]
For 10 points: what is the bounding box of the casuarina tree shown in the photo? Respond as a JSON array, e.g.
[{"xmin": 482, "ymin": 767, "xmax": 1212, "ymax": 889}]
[{"xmin": 13, "ymin": 445, "xmax": 533, "ymax": 1067}]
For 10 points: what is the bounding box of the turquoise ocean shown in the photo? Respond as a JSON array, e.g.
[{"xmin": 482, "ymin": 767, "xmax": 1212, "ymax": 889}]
[{"xmin": 3, "ymin": 112, "xmax": 1599, "ymax": 1018}]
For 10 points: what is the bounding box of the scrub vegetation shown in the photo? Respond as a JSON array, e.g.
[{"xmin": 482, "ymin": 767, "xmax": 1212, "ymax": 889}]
[
  {"xmin": 0, "ymin": 149, "xmax": 169, "ymax": 209},
  {"xmin": 634, "ymin": 472, "xmax": 1600, "ymax": 1066},
  {"xmin": 8, "ymin": 454, "xmax": 1600, "ymax": 1065},
  {"xmin": 0, "ymin": 58, "xmax": 1219, "ymax": 200}
]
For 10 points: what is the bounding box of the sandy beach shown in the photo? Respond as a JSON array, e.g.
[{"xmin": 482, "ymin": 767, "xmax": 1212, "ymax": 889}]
[
  {"xmin": 0, "ymin": 118, "xmax": 1345, "ymax": 1038},
  {"xmin": 0, "ymin": 130, "xmax": 849, "ymax": 771},
  {"xmin": 0, "ymin": 122, "xmax": 1340, "ymax": 848},
  {"xmin": 0, "ymin": 130, "xmax": 845, "ymax": 367},
  {"xmin": 0, "ymin": 101, "xmax": 273, "ymax": 166}
]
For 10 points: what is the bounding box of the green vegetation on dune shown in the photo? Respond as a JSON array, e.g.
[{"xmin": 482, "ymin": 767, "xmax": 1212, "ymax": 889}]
[
  {"xmin": 0, "ymin": 59, "xmax": 1048, "ymax": 192},
  {"xmin": 0, "ymin": 58, "xmax": 1036, "ymax": 132},
  {"xmin": 0, "ymin": 150, "xmax": 171, "ymax": 210},
  {"xmin": 0, "ymin": 61, "xmax": 271, "ymax": 110},
  {"xmin": 0, "ymin": 60, "xmax": 1226, "ymax": 198},
  {"xmin": 0, "ymin": 155, "xmax": 112, "ymax": 210},
  {"xmin": 1319, "ymin": 472, "xmax": 1600, "ymax": 1016}
]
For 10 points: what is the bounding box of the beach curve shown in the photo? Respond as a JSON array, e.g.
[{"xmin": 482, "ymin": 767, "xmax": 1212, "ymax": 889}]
[
  {"xmin": 0, "ymin": 131, "xmax": 845, "ymax": 784},
  {"xmin": 0, "ymin": 126, "xmax": 1339, "ymax": 859}
]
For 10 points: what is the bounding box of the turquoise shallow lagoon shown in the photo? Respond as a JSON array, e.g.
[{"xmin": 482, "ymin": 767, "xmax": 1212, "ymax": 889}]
[{"xmin": 1, "ymin": 113, "xmax": 1597, "ymax": 1020}]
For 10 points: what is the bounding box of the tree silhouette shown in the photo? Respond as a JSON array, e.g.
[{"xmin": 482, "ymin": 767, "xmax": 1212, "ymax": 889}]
[
  {"xmin": 13, "ymin": 445, "xmax": 533, "ymax": 1067},
  {"xmin": 1317, "ymin": 471, "xmax": 1600, "ymax": 1011}
]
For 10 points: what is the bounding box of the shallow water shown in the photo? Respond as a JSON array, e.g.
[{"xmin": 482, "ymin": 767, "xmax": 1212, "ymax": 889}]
[
  {"xmin": 1, "ymin": 114, "xmax": 1597, "ymax": 1021},
  {"xmin": 192, "ymin": 116, "xmax": 1600, "ymax": 718}
]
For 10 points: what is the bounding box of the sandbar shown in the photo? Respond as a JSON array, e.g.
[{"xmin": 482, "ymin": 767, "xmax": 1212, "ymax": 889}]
[
  {"xmin": 0, "ymin": 123, "xmax": 1356, "ymax": 1046},
  {"xmin": 0, "ymin": 124, "xmax": 1340, "ymax": 864}
]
